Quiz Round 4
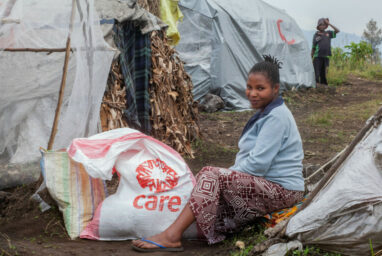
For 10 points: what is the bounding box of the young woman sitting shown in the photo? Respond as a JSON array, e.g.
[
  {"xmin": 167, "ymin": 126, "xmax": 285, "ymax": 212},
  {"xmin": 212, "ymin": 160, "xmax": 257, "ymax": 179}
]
[{"xmin": 132, "ymin": 56, "xmax": 305, "ymax": 252}]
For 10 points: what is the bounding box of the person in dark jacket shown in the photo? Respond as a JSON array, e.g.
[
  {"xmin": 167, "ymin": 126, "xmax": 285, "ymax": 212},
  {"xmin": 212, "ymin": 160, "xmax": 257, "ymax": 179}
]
[{"xmin": 311, "ymin": 18, "xmax": 340, "ymax": 85}]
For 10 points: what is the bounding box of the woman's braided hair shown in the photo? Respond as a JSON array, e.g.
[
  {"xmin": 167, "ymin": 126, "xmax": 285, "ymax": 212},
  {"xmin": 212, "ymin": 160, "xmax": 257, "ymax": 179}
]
[{"xmin": 249, "ymin": 55, "xmax": 283, "ymax": 87}]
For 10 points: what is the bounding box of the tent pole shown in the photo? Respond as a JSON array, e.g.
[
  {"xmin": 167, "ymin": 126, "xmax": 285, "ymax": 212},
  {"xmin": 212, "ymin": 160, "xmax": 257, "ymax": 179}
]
[
  {"xmin": 2, "ymin": 47, "xmax": 111, "ymax": 52},
  {"xmin": 47, "ymin": 0, "xmax": 77, "ymax": 150},
  {"xmin": 3, "ymin": 48, "xmax": 67, "ymax": 52}
]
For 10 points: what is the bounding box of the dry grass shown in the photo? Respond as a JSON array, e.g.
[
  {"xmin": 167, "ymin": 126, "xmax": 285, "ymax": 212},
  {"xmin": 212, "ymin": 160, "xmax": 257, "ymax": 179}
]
[{"xmin": 137, "ymin": 0, "xmax": 160, "ymax": 17}]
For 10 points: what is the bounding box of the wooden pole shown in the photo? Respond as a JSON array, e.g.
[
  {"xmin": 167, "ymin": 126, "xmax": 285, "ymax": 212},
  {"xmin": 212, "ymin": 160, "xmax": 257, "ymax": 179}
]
[
  {"xmin": 2, "ymin": 47, "xmax": 111, "ymax": 52},
  {"xmin": 3, "ymin": 48, "xmax": 67, "ymax": 52},
  {"xmin": 47, "ymin": 0, "xmax": 77, "ymax": 150}
]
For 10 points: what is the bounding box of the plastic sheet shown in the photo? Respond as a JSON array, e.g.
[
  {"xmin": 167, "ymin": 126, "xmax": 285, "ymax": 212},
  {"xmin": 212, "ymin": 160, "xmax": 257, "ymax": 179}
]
[
  {"xmin": 263, "ymin": 240, "xmax": 303, "ymax": 256},
  {"xmin": 159, "ymin": 0, "xmax": 183, "ymax": 45},
  {"xmin": 286, "ymin": 122, "xmax": 382, "ymax": 255},
  {"xmin": 176, "ymin": 0, "xmax": 315, "ymax": 109},
  {"xmin": 95, "ymin": 0, "xmax": 167, "ymax": 49},
  {"xmin": 0, "ymin": 0, "xmax": 115, "ymax": 163}
]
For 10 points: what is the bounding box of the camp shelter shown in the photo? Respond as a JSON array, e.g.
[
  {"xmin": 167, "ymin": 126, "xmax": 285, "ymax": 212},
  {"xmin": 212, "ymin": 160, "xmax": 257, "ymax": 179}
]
[
  {"xmin": 95, "ymin": 0, "xmax": 167, "ymax": 135},
  {"xmin": 95, "ymin": 0, "xmax": 167, "ymax": 49},
  {"xmin": 0, "ymin": 0, "xmax": 199, "ymax": 190},
  {"xmin": 176, "ymin": 0, "xmax": 315, "ymax": 110},
  {"xmin": 95, "ymin": 0, "xmax": 200, "ymax": 157},
  {"xmin": 259, "ymin": 109, "xmax": 382, "ymax": 255},
  {"xmin": 285, "ymin": 110, "xmax": 382, "ymax": 255},
  {"xmin": 0, "ymin": 0, "xmax": 114, "ymax": 165}
]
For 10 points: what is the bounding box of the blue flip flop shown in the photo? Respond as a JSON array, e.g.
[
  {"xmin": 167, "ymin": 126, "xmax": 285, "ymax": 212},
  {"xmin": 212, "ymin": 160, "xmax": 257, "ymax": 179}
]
[{"xmin": 132, "ymin": 238, "xmax": 184, "ymax": 253}]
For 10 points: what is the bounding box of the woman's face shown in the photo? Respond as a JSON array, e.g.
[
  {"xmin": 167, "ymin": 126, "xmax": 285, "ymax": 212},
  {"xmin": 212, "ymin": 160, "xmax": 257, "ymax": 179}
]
[{"xmin": 246, "ymin": 72, "xmax": 279, "ymax": 110}]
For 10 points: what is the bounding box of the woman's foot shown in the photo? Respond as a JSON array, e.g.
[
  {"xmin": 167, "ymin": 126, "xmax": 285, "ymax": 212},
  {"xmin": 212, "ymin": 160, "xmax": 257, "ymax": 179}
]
[{"xmin": 132, "ymin": 231, "xmax": 182, "ymax": 249}]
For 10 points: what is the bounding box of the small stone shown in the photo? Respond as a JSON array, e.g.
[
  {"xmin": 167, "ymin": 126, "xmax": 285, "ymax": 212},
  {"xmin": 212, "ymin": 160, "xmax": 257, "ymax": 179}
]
[
  {"xmin": 198, "ymin": 93, "xmax": 225, "ymax": 113},
  {"xmin": 235, "ymin": 240, "xmax": 245, "ymax": 250}
]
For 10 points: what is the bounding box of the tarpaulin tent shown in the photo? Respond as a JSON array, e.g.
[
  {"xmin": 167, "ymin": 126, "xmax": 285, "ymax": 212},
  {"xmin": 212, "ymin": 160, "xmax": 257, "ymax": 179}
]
[
  {"xmin": 285, "ymin": 110, "xmax": 382, "ymax": 255},
  {"xmin": 0, "ymin": 0, "xmax": 114, "ymax": 164},
  {"xmin": 259, "ymin": 109, "xmax": 382, "ymax": 255},
  {"xmin": 176, "ymin": 0, "xmax": 315, "ymax": 110}
]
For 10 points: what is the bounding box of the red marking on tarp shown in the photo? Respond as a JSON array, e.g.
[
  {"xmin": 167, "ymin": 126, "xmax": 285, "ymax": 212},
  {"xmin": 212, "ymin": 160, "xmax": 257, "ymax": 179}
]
[{"xmin": 277, "ymin": 19, "xmax": 295, "ymax": 45}]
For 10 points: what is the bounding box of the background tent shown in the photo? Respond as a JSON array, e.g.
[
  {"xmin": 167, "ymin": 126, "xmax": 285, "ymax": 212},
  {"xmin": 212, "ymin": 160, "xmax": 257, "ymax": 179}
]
[
  {"xmin": 0, "ymin": 0, "xmax": 114, "ymax": 163},
  {"xmin": 176, "ymin": 0, "xmax": 315, "ymax": 110}
]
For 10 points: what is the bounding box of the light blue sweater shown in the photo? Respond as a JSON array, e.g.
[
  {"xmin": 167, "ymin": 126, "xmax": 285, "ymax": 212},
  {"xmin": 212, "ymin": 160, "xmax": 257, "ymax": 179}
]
[{"xmin": 230, "ymin": 102, "xmax": 304, "ymax": 191}]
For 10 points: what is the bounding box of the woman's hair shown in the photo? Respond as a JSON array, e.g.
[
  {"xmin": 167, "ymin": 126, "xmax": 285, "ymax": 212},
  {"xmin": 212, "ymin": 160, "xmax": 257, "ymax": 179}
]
[{"xmin": 249, "ymin": 55, "xmax": 283, "ymax": 87}]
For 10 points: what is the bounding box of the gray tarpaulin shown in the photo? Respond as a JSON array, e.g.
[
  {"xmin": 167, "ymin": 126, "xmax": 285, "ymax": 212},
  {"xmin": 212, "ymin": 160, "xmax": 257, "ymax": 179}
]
[
  {"xmin": 286, "ymin": 118, "xmax": 382, "ymax": 255},
  {"xmin": 176, "ymin": 0, "xmax": 315, "ymax": 110},
  {"xmin": 95, "ymin": 0, "xmax": 167, "ymax": 48},
  {"xmin": 0, "ymin": 0, "xmax": 114, "ymax": 188}
]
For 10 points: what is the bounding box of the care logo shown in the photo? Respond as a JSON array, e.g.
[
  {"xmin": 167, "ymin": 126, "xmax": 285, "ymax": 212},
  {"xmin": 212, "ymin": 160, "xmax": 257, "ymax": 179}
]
[
  {"xmin": 134, "ymin": 159, "xmax": 182, "ymax": 212},
  {"xmin": 135, "ymin": 158, "xmax": 179, "ymax": 193}
]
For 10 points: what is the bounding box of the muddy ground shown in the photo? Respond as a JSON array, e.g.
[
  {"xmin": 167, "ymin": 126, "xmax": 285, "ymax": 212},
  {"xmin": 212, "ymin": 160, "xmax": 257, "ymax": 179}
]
[{"xmin": 1, "ymin": 76, "xmax": 382, "ymax": 255}]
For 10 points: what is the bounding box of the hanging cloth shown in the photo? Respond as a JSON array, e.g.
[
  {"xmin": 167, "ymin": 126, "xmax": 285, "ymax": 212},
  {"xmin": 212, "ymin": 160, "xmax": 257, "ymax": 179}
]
[{"xmin": 113, "ymin": 21, "xmax": 152, "ymax": 134}]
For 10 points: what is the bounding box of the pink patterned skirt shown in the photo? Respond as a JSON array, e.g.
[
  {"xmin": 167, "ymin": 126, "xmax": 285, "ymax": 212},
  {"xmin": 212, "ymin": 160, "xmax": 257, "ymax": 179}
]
[{"xmin": 188, "ymin": 166, "xmax": 304, "ymax": 244}]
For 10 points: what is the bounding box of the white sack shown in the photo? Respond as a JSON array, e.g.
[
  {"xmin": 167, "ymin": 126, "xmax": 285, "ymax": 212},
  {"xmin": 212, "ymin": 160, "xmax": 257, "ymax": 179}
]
[{"xmin": 67, "ymin": 128, "xmax": 196, "ymax": 240}]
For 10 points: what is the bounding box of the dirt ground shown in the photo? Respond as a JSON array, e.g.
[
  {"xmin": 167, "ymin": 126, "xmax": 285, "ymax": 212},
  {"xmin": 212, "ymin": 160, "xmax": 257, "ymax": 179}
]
[{"xmin": 1, "ymin": 76, "xmax": 382, "ymax": 256}]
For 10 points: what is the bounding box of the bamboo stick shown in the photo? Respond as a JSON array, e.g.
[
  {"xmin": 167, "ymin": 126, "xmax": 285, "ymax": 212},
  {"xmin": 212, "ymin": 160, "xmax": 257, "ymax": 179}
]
[
  {"xmin": 2, "ymin": 48, "xmax": 67, "ymax": 52},
  {"xmin": 2, "ymin": 46, "xmax": 111, "ymax": 53},
  {"xmin": 47, "ymin": 0, "xmax": 77, "ymax": 150}
]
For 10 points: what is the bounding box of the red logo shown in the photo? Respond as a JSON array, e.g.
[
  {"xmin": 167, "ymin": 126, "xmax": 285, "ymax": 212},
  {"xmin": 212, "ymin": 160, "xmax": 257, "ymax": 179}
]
[
  {"xmin": 133, "ymin": 195, "xmax": 181, "ymax": 212},
  {"xmin": 136, "ymin": 159, "xmax": 179, "ymax": 193},
  {"xmin": 277, "ymin": 19, "xmax": 295, "ymax": 45}
]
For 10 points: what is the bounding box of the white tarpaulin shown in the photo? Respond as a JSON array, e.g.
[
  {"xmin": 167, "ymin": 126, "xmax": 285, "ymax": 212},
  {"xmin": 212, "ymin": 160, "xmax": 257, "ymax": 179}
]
[
  {"xmin": 286, "ymin": 118, "xmax": 382, "ymax": 255},
  {"xmin": 176, "ymin": 0, "xmax": 315, "ymax": 110},
  {"xmin": 0, "ymin": 0, "xmax": 114, "ymax": 163}
]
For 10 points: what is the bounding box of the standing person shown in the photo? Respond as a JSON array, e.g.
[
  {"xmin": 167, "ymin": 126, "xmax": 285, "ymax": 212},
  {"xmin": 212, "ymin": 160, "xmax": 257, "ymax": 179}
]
[
  {"xmin": 312, "ymin": 18, "xmax": 340, "ymax": 85},
  {"xmin": 132, "ymin": 55, "xmax": 305, "ymax": 252}
]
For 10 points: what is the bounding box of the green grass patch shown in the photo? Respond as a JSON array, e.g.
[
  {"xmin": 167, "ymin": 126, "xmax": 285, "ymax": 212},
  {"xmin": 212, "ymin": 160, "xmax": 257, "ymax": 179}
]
[
  {"xmin": 230, "ymin": 245, "xmax": 254, "ymax": 256},
  {"xmin": 327, "ymin": 67, "xmax": 348, "ymax": 86},
  {"xmin": 353, "ymin": 63, "xmax": 382, "ymax": 81},
  {"xmin": 331, "ymin": 130, "xmax": 346, "ymax": 143},
  {"xmin": 305, "ymin": 99, "xmax": 382, "ymax": 128},
  {"xmin": 228, "ymin": 223, "xmax": 267, "ymax": 256},
  {"xmin": 284, "ymin": 95, "xmax": 297, "ymax": 106},
  {"xmin": 287, "ymin": 246, "xmax": 342, "ymax": 256},
  {"xmin": 306, "ymin": 112, "xmax": 333, "ymax": 127},
  {"xmin": 202, "ymin": 110, "xmax": 254, "ymax": 122},
  {"xmin": 343, "ymin": 100, "xmax": 382, "ymax": 121},
  {"xmin": 190, "ymin": 139, "xmax": 238, "ymax": 155},
  {"xmin": 328, "ymin": 63, "xmax": 382, "ymax": 84},
  {"xmin": 327, "ymin": 44, "xmax": 382, "ymax": 85}
]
